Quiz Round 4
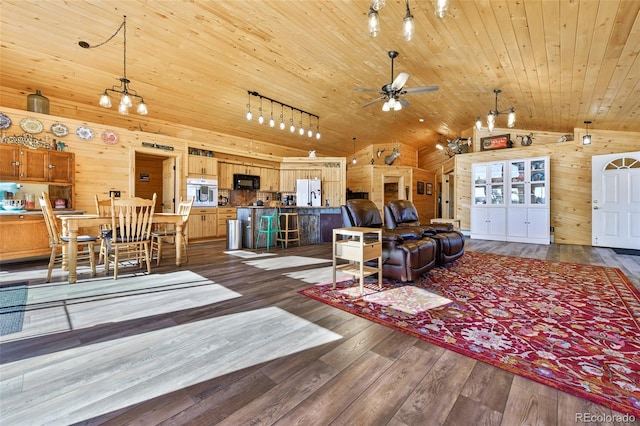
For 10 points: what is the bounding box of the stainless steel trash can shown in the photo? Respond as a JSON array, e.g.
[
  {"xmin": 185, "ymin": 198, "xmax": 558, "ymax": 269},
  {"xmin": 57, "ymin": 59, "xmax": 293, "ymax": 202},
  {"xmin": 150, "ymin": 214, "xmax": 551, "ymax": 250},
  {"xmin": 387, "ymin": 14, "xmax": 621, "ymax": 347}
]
[{"xmin": 227, "ymin": 219, "xmax": 242, "ymax": 250}]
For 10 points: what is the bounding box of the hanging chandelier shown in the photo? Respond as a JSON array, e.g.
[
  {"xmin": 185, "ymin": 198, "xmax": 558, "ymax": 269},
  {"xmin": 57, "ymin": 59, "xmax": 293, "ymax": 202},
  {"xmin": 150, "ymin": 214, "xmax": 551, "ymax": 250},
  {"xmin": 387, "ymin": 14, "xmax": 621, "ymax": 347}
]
[
  {"xmin": 368, "ymin": 0, "xmax": 448, "ymax": 40},
  {"xmin": 245, "ymin": 91, "xmax": 320, "ymax": 139},
  {"xmin": 79, "ymin": 15, "xmax": 147, "ymax": 115},
  {"xmin": 475, "ymin": 89, "xmax": 515, "ymax": 132}
]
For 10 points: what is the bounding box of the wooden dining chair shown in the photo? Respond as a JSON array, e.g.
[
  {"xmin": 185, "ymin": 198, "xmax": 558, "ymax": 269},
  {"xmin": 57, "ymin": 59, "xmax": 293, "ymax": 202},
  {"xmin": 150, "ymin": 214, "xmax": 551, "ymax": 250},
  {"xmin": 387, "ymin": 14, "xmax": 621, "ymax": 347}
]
[
  {"xmin": 151, "ymin": 196, "xmax": 194, "ymax": 265},
  {"xmin": 94, "ymin": 194, "xmax": 112, "ymax": 265},
  {"xmin": 39, "ymin": 192, "xmax": 97, "ymax": 282},
  {"xmin": 104, "ymin": 194, "xmax": 156, "ymax": 280}
]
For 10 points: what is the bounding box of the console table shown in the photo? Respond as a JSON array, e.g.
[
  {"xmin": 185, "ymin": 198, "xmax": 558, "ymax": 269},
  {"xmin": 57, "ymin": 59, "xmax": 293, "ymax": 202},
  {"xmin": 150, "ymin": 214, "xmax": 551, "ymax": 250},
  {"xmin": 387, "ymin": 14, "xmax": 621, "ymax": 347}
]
[{"xmin": 332, "ymin": 227, "xmax": 382, "ymax": 295}]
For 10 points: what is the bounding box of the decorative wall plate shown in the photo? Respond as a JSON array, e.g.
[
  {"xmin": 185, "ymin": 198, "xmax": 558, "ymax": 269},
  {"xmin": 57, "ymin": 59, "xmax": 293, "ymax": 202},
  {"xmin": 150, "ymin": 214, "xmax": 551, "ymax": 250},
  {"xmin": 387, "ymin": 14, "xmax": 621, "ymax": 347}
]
[
  {"xmin": 50, "ymin": 123, "xmax": 69, "ymax": 137},
  {"xmin": 75, "ymin": 126, "xmax": 94, "ymax": 141},
  {"xmin": 20, "ymin": 117, "xmax": 44, "ymax": 134},
  {"xmin": 0, "ymin": 112, "xmax": 12, "ymax": 130},
  {"xmin": 102, "ymin": 129, "xmax": 119, "ymax": 145}
]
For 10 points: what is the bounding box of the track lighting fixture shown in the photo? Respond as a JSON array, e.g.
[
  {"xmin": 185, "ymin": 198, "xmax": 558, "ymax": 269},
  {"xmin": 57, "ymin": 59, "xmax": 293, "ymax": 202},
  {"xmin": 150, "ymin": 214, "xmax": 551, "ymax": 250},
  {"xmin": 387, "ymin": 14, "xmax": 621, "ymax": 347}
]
[
  {"xmin": 245, "ymin": 91, "xmax": 320, "ymax": 139},
  {"xmin": 475, "ymin": 89, "xmax": 516, "ymax": 132},
  {"xmin": 583, "ymin": 121, "xmax": 592, "ymax": 145},
  {"xmin": 81, "ymin": 16, "xmax": 147, "ymax": 115}
]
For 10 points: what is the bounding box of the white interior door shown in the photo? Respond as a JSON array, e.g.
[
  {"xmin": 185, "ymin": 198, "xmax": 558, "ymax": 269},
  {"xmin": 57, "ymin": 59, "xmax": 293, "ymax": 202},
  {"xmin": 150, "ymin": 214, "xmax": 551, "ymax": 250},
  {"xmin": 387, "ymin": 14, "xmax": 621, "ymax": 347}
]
[{"xmin": 592, "ymin": 152, "xmax": 640, "ymax": 249}]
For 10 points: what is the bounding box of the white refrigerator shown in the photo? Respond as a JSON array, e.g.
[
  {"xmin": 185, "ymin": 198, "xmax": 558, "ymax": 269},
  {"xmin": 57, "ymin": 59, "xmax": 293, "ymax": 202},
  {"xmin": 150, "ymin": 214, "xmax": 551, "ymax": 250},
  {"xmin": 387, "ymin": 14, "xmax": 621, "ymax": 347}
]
[{"xmin": 296, "ymin": 179, "xmax": 322, "ymax": 207}]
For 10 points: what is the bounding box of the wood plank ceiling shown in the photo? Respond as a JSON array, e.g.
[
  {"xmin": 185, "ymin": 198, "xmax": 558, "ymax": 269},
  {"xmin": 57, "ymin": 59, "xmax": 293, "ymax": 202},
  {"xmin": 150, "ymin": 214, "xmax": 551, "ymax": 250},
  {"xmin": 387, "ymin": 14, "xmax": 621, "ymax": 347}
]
[{"xmin": 1, "ymin": 0, "xmax": 639, "ymax": 157}]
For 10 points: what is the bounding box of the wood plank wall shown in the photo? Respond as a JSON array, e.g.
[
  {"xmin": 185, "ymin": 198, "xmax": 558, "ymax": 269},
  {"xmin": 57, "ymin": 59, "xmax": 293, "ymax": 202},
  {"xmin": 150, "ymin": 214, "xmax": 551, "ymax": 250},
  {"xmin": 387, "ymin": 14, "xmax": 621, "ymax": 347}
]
[
  {"xmin": 0, "ymin": 106, "xmax": 309, "ymax": 214},
  {"xmin": 418, "ymin": 126, "xmax": 640, "ymax": 246}
]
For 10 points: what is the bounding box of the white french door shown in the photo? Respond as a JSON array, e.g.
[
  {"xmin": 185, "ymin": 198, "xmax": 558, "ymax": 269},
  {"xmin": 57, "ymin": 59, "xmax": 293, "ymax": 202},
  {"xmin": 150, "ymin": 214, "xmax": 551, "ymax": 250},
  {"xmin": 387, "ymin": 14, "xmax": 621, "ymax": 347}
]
[{"xmin": 591, "ymin": 152, "xmax": 640, "ymax": 249}]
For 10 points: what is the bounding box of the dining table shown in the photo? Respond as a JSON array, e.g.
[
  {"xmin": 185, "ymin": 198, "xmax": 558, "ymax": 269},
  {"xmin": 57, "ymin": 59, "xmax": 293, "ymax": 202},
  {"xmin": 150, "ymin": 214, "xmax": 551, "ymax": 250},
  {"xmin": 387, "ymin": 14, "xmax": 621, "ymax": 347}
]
[{"xmin": 59, "ymin": 213, "xmax": 185, "ymax": 284}]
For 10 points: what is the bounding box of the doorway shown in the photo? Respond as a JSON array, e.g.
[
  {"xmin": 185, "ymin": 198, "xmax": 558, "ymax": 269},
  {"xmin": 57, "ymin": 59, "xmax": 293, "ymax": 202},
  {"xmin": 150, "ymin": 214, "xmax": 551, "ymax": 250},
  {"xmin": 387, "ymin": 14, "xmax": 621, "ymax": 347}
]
[
  {"xmin": 591, "ymin": 151, "xmax": 640, "ymax": 249},
  {"xmin": 131, "ymin": 149, "xmax": 181, "ymax": 213}
]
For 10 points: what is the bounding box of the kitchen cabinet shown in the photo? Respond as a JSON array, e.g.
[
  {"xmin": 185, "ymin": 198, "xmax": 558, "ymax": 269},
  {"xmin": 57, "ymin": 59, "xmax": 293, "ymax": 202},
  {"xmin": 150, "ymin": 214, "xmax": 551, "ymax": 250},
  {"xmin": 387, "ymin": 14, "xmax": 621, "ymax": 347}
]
[
  {"xmin": 218, "ymin": 162, "xmax": 234, "ymax": 189},
  {"xmin": 216, "ymin": 207, "xmax": 236, "ymax": 237},
  {"xmin": 188, "ymin": 155, "xmax": 217, "ymax": 179},
  {"xmin": 0, "ymin": 145, "xmax": 74, "ymax": 183},
  {"xmin": 260, "ymin": 167, "xmax": 279, "ymax": 191},
  {"xmin": 188, "ymin": 208, "xmax": 217, "ymax": 239},
  {"xmin": 279, "ymin": 169, "xmax": 297, "ymax": 192},
  {"xmin": 0, "ymin": 213, "xmax": 51, "ymax": 261}
]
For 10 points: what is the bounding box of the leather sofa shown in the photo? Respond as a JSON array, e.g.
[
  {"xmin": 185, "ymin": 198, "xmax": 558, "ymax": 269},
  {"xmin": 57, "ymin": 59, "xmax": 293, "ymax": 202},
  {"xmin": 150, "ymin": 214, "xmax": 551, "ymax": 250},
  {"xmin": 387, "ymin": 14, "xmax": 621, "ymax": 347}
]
[
  {"xmin": 384, "ymin": 199, "xmax": 465, "ymax": 265},
  {"xmin": 340, "ymin": 199, "xmax": 438, "ymax": 282}
]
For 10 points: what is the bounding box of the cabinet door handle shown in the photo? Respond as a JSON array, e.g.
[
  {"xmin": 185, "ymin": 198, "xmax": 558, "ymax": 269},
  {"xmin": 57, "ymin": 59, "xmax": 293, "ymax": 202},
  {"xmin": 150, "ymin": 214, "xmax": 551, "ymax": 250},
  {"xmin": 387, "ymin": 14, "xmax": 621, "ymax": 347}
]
[
  {"xmin": 48, "ymin": 164, "xmax": 56, "ymax": 169},
  {"xmin": 11, "ymin": 161, "xmax": 20, "ymax": 166}
]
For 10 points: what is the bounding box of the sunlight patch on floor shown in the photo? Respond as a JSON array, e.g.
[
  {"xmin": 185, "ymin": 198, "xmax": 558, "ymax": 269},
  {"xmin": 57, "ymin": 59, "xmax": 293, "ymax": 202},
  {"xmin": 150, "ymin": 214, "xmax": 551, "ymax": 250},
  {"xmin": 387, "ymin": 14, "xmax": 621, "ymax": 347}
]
[
  {"xmin": 284, "ymin": 265, "xmax": 351, "ymax": 284},
  {"xmin": 223, "ymin": 250, "xmax": 276, "ymax": 259},
  {"xmin": 244, "ymin": 256, "xmax": 331, "ymax": 270},
  {"xmin": 0, "ymin": 307, "xmax": 343, "ymax": 425},
  {"xmin": 0, "ymin": 271, "xmax": 241, "ymax": 342}
]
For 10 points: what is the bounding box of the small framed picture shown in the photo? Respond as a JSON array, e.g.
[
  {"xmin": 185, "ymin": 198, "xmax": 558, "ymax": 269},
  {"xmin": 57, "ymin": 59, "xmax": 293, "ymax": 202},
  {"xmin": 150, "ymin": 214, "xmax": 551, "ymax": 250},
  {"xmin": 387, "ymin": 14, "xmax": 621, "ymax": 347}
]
[
  {"xmin": 426, "ymin": 183, "xmax": 433, "ymax": 195},
  {"xmin": 417, "ymin": 181, "xmax": 425, "ymax": 195},
  {"xmin": 481, "ymin": 134, "xmax": 512, "ymax": 151},
  {"xmin": 139, "ymin": 173, "xmax": 150, "ymax": 182}
]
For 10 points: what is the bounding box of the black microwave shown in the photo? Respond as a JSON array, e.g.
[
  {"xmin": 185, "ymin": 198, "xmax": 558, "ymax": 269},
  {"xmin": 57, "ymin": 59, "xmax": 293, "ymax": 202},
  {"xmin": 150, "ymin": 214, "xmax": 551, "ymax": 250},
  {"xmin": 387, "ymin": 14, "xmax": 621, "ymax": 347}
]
[{"xmin": 233, "ymin": 174, "xmax": 260, "ymax": 190}]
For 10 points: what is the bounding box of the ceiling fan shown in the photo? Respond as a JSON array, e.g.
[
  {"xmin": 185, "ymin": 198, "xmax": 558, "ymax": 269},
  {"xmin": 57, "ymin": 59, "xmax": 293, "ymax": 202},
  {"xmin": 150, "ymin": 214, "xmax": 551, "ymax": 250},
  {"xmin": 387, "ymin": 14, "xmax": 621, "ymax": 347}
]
[{"xmin": 355, "ymin": 50, "xmax": 438, "ymax": 111}]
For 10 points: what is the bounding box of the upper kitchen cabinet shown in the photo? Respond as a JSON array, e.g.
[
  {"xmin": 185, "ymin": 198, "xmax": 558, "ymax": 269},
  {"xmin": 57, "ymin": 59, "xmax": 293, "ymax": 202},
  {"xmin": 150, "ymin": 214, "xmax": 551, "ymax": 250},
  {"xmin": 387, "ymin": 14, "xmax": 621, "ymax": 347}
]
[
  {"xmin": 260, "ymin": 167, "xmax": 279, "ymax": 191},
  {"xmin": 188, "ymin": 153, "xmax": 217, "ymax": 179},
  {"xmin": 218, "ymin": 162, "xmax": 234, "ymax": 189},
  {"xmin": 0, "ymin": 145, "xmax": 74, "ymax": 183}
]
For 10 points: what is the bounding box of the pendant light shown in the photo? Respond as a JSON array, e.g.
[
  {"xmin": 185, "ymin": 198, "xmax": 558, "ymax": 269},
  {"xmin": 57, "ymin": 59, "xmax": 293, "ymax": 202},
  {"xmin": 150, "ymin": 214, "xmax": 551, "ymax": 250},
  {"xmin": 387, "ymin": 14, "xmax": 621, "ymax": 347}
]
[
  {"xmin": 80, "ymin": 16, "xmax": 148, "ymax": 115},
  {"xmin": 434, "ymin": 0, "xmax": 449, "ymax": 18},
  {"xmin": 246, "ymin": 92, "xmax": 252, "ymax": 120},
  {"xmin": 352, "ymin": 137, "xmax": 357, "ymax": 165},
  {"xmin": 403, "ymin": 0, "xmax": 414, "ymax": 41},
  {"xmin": 583, "ymin": 121, "xmax": 592, "ymax": 145},
  {"xmin": 269, "ymin": 101, "xmax": 275, "ymax": 127},
  {"xmin": 475, "ymin": 89, "xmax": 516, "ymax": 131}
]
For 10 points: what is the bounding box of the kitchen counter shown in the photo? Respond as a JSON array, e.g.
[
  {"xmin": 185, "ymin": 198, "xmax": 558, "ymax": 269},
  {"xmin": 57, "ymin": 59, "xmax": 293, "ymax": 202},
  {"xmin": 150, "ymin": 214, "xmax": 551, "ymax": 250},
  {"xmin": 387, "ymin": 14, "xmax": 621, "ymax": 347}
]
[{"xmin": 237, "ymin": 206, "xmax": 342, "ymax": 248}]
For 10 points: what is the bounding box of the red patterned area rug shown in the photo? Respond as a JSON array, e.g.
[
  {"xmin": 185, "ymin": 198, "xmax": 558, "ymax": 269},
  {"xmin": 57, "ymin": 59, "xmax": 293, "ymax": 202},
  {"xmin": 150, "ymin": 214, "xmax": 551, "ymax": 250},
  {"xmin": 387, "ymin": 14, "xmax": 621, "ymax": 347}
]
[{"xmin": 298, "ymin": 251, "xmax": 640, "ymax": 416}]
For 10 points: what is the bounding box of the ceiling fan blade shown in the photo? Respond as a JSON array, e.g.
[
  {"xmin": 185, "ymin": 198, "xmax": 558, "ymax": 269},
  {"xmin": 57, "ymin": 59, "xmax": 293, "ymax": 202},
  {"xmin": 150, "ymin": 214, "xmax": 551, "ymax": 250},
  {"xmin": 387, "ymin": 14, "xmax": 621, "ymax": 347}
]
[
  {"xmin": 398, "ymin": 97, "xmax": 410, "ymax": 108},
  {"xmin": 354, "ymin": 87, "xmax": 382, "ymax": 93},
  {"xmin": 391, "ymin": 72, "xmax": 410, "ymax": 91},
  {"xmin": 362, "ymin": 97, "xmax": 385, "ymax": 108},
  {"xmin": 402, "ymin": 85, "xmax": 439, "ymax": 94}
]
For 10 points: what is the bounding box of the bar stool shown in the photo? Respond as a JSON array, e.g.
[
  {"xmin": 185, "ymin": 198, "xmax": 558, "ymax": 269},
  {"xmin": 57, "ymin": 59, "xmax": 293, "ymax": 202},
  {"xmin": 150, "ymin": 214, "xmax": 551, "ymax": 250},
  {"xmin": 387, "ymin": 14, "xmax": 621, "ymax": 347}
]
[
  {"xmin": 257, "ymin": 214, "xmax": 279, "ymax": 251},
  {"xmin": 277, "ymin": 212, "xmax": 300, "ymax": 248}
]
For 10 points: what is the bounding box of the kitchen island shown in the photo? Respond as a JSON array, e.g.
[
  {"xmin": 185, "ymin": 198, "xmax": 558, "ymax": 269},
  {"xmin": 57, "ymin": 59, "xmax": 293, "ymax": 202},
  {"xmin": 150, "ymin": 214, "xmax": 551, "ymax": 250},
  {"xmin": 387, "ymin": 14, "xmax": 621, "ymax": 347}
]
[{"xmin": 236, "ymin": 206, "xmax": 342, "ymax": 249}]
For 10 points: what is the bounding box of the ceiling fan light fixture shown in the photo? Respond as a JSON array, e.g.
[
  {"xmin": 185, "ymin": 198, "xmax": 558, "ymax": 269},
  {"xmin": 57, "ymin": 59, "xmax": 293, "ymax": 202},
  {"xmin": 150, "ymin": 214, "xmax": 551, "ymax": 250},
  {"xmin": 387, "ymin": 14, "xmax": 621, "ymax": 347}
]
[
  {"xmin": 394, "ymin": 101, "xmax": 402, "ymax": 111},
  {"xmin": 382, "ymin": 101, "xmax": 391, "ymax": 112}
]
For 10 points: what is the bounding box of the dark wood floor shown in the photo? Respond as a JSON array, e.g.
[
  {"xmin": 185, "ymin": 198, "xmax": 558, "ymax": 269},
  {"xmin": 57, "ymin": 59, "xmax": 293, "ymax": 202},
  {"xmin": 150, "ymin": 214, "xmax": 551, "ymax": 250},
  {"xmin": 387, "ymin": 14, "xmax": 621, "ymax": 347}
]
[{"xmin": 1, "ymin": 239, "xmax": 639, "ymax": 425}]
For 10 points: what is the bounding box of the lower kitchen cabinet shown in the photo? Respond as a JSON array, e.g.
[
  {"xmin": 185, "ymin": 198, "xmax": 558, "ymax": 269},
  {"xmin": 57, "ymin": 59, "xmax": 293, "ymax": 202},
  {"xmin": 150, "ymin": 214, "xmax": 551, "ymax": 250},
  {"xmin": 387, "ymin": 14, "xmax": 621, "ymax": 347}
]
[
  {"xmin": 216, "ymin": 207, "xmax": 237, "ymax": 238},
  {"xmin": 188, "ymin": 208, "xmax": 217, "ymax": 240},
  {"xmin": 0, "ymin": 213, "xmax": 51, "ymax": 261}
]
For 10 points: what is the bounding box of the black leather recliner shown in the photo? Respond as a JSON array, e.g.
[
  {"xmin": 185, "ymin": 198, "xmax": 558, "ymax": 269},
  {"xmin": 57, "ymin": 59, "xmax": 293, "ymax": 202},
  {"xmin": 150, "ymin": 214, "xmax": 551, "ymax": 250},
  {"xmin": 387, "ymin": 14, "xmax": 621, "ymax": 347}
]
[
  {"xmin": 384, "ymin": 199, "xmax": 465, "ymax": 265},
  {"xmin": 340, "ymin": 199, "xmax": 437, "ymax": 282}
]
